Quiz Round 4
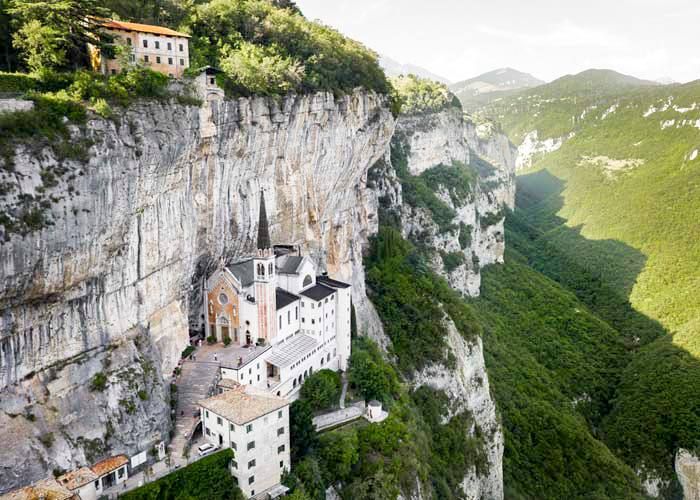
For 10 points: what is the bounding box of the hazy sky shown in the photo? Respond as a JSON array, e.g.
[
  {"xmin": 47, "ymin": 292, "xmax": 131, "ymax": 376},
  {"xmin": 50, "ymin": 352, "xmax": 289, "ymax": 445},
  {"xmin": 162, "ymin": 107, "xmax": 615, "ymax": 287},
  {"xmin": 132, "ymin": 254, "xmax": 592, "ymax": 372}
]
[{"xmin": 295, "ymin": 0, "xmax": 700, "ymax": 84}]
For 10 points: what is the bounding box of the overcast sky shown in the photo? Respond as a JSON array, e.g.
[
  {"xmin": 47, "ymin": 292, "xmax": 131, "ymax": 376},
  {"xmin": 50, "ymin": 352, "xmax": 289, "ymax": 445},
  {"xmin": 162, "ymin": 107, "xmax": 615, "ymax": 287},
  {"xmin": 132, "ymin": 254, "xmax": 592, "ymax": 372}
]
[{"xmin": 295, "ymin": 0, "xmax": 700, "ymax": 84}]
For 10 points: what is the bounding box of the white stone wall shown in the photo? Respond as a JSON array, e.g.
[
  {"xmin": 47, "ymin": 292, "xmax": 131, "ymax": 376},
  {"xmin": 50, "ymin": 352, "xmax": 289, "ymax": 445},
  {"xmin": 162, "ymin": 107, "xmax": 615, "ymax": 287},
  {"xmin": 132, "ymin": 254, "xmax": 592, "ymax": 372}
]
[
  {"xmin": 203, "ymin": 405, "xmax": 290, "ymax": 498},
  {"xmin": 275, "ymin": 301, "xmax": 300, "ymax": 342}
]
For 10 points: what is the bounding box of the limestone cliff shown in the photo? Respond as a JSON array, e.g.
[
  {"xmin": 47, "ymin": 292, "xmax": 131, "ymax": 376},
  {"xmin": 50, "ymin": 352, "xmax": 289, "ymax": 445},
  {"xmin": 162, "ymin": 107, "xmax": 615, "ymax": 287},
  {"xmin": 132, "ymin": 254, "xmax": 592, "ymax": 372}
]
[
  {"xmin": 0, "ymin": 90, "xmax": 394, "ymax": 491},
  {"xmin": 365, "ymin": 105, "xmax": 515, "ymax": 499}
]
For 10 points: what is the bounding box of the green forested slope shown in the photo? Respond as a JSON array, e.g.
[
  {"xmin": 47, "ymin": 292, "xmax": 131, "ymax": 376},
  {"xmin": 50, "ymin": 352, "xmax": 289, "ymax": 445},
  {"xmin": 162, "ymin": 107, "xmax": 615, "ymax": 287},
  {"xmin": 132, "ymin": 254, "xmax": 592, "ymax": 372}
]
[{"xmin": 477, "ymin": 69, "xmax": 700, "ymax": 491}]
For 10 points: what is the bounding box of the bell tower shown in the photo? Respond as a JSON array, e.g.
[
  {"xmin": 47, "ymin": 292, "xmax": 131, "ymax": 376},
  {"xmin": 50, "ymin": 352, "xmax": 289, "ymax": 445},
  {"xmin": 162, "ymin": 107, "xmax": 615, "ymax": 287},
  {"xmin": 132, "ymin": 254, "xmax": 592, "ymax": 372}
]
[{"xmin": 254, "ymin": 191, "xmax": 277, "ymax": 344}]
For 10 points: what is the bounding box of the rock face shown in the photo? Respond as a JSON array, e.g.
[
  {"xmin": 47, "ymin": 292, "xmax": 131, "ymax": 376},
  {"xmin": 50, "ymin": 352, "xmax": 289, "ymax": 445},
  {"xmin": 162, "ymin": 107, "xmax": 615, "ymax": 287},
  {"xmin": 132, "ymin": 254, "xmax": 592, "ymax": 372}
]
[
  {"xmin": 390, "ymin": 106, "xmax": 516, "ymax": 296},
  {"xmin": 366, "ymin": 105, "xmax": 515, "ymax": 499},
  {"xmin": 0, "ymin": 90, "xmax": 394, "ymax": 491},
  {"xmin": 676, "ymin": 449, "xmax": 700, "ymax": 500}
]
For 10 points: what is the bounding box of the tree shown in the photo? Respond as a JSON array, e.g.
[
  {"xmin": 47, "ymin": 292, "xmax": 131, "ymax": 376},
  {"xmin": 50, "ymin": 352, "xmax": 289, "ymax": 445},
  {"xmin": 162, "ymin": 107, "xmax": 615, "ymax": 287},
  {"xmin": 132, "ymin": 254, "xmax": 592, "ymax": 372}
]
[
  {"xmin": 300, "ymin": 369, "xmax": 341, "ymax": 411},
  {"xmin": 9, "ymin": 0, "xmax": 113, "ymax": 70},
  {"xmin": 11, "ymin": 20, "xmax": 65, "ymax": 72},
  {"xmin": 289, "ymin": 400, "xmax": 317, "ymax": 463},
  {"xmin": 318, "ymin": 430, "xmax": 359, "ymax": 483}
]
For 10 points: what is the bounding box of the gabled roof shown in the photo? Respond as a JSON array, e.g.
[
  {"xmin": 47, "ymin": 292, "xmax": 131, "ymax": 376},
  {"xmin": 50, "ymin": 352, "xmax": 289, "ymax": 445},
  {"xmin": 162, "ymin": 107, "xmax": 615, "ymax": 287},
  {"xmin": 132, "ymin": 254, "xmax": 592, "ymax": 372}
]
[
  {"xmin": 266, "ymin": 334, "xmax": 318, "ymax": 368},
  {"xmin": 57, "ymin": 467, "xmax": 97, "ymax": 491},
  {"xmin": 90, "ymin": 455, "xmax": 128, "ymax": 478},
  {"xmin": 277, "ymin": 255, "xmax": 304, "ymax": 275},
  {"xmin": 276, "ymin": 288, "xmax": 299, "ymax": 310},
  {"xmin": 299, "ymin": 283, "xmax": 335, "ymax": 301},
  {"xmin": 227, "ymin": 259, "xmax": 254, "ymax": 288},
  {"xmin": 99, "ymin": 19, "xmax": 190, "ymax": 38},
  {"xmin": 316, "ymin": 275, "xmax": 351, "ymax": 289},
  {"xmin": 199, "ymin": 385, "xmax": 288, "ymax": 425}
]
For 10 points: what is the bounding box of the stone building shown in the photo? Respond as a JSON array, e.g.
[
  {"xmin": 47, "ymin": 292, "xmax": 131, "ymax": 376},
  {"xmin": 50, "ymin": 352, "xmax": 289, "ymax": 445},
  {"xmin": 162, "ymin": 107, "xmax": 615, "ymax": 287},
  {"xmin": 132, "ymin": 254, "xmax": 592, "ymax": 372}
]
[
  {"xmin": 204, "ymin": 192, "xmax": 352, "ymax": 400},
  {"xmin": 199, "ymin": 383, "xmax": 290, "ymax": 499},
  {"xmin": 90, "ymin": 19, "xmax": 190, "ymax": 77}
]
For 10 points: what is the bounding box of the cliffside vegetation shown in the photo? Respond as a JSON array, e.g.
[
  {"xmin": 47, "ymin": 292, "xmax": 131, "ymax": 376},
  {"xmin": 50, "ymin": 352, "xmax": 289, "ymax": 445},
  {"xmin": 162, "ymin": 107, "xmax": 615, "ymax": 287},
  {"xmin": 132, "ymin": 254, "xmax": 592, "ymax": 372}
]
[
  {"xmin": 286, "ymin": 337, "xmax": 488, "ymax": 500},
  {"xmin": 1, "ymin": 0, "xmax": 391, "ymax": 97},
  {"xmin": 391, "ymin": 74, "xmax": 460, "ymax": 115}
]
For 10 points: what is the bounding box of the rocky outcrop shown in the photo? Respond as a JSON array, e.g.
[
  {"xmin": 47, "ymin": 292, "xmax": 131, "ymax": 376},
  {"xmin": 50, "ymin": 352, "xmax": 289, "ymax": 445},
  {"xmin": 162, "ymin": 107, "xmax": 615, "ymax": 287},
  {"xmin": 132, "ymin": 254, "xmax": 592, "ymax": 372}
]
[
  {"xmin": 366, "ymin": 104, "xmax": 514, "ymax": 499},
  {"xmin": 676, "ymin": 449, "xmax": 700, "ymax": 500},
  {"xmin": 389, "ymin": 106, "xmax": 516, "ymax": 296},
  {"xmin": 515, "ymin": 130, "xmax": 565, "ymax": 170},
  {"xmin": 413, "ymin": 321, "xmax": 504, "ymax": 500},
  {"xmin": 0, "ymin": 90, "xmax": 394, "ymax": 491}
]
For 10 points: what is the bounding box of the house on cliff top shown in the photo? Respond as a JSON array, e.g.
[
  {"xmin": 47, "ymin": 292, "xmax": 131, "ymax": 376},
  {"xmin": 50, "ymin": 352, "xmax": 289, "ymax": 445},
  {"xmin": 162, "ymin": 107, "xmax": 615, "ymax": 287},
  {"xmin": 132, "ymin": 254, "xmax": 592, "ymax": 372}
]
[{"xmin": 89, "ymin": 19, "xmax": 190, "ymax": 77}]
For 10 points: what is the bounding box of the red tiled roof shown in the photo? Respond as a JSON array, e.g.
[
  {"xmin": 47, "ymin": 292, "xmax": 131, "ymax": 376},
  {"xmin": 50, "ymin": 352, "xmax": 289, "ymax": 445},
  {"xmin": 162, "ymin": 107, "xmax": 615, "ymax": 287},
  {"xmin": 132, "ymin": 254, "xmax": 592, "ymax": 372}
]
[
  {"xmin": 99, "ymin": 19, "xmax": 190, "ymax": 38},
  {"xmin": 57, "ymin": 467, "xmax": 97, "ymax": 490},
  {"xmin": 90, "ymin": 455, "xmax": 128, "ymax": 477}
]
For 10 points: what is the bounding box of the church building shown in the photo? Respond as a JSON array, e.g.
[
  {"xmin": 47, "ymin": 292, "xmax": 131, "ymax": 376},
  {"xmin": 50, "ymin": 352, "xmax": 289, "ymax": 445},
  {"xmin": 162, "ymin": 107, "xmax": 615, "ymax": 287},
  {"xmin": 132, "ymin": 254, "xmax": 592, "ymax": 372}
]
[{"xmin": 203, "ymin": 192, "xmax": 352, "ymax": 399}]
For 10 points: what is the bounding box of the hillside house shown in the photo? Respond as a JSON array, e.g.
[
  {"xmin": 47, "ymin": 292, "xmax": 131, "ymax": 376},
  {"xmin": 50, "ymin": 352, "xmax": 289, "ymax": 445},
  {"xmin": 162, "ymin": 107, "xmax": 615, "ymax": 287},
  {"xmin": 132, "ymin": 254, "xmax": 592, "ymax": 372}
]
[{"xmin": 90, "ymin": 19, "xmax": 190, "ymax": 77}]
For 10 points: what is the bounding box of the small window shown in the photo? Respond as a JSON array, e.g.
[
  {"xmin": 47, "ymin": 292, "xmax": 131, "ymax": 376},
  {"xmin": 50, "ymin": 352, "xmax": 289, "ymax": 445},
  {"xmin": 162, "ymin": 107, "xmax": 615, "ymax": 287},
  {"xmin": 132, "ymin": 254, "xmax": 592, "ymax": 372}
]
[
  {"xmin": 205, "ymin": 410, "xmax": 209, "ymax": 418},
  {"xmin": 155, "ymin": 41, "xmax": 160, "ymax": 49},
  {"xmin": 246, "ymin": 424, "xmax": 253, "ymax": 433},
  {"xmin": 278, "ymin": 410, "xmax": 283, "ymax": 419},
  {"xmin": 248, "ymin": 476, "xmax": 255, "ymax": 485},
  {"xmin": 180, "ymin": 58, "xmax": 184, "ymax": 65},
  {"xmin": 129, "ymin": 54, "xmax": 135, "ymax": 62},
  {"xmin": 280, "ymin": 460, "xmax": 284, "ymax": 468},
  {"xmin": 111, "ymin": 69, "xmax": 116, "ymax": 75},
  {"xmin": 278, "ymin": 444, "xmax": 285, "ymax": 453},
  {"xmin": 287, "ymin": 310, "xmax": 290, "ymax": 324},
  {"xmin": 279, "ymin": 316, "xmax": 282, "ymax": 329},
  {"xmin": 247, "ymin": 440, "xmax": 255, "ymax": 450},
  {"xmin": 210, "ymin": 77, "xmax": 215, "ymax": 84},
  {"xmin": 205, "ymin": 427, "xmax": 211, "ymax": 436},
  {"xmin": 94, "ymin": 480, "xmax": 99, "ymax": 489},
  {"xmin": 118, "ymin": 467, "xmax": 124, "ymax": 478},
  {"xmin": 126, "ymin": 37, "xmax": 132, "ymax": 46},
  {"xmin": 230, "ymin": 423, "xmax": 235, "ymax": 432},
  {"xmin": 143, "ymin": 55, "xmax": 149, "ymax": 63},
  {"xmin": 248, "ymin": 459, "xmax": 256, "ymax": 469},
  {"xmin": 217, "ymin": 416, "xmax": 222, "ymax": 425},
  {"xmin": 143, "ymin": 40, "xmax": 148, "ymax": 48},
  {"xmin": 168, "ymin": 57, "xmax": 173, "ymax": 65},
  {"xmin": 232, "ymin": 460, "xmax": 237, "ymax": 469},
  {"xmin": 231, "ymin": 441, "xmax": 237, "ymax": 450},
  {"xmin": 277, "ymin": 427, "xmax": 285, "ymax": 436},
  {"xmin": 179, "ymin": 43, "xmax": 184, "ymax": 51},
  {"xmin": 167, "ymin": 42, "xmax": 172, "ymax": 50}
]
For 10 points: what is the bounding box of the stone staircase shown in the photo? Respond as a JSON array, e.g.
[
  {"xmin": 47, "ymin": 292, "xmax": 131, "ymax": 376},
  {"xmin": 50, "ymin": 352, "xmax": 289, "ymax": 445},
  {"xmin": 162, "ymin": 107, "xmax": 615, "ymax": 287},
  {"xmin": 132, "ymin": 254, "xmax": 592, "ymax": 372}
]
[{"xmin": 170, "ymin": 359, "xmax": 220, "ymax": 460}]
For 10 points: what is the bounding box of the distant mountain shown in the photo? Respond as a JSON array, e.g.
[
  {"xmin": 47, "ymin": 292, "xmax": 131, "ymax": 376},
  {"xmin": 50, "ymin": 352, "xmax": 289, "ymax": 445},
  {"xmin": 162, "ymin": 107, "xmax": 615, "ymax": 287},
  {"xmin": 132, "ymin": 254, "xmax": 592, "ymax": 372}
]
[
  {"xmin": 379, "ymin": 55, "xmax": 451, "ymax": 84},
  {"xmin": 449, "ymin": 68, "xmax": 544, "ymax": 111}
]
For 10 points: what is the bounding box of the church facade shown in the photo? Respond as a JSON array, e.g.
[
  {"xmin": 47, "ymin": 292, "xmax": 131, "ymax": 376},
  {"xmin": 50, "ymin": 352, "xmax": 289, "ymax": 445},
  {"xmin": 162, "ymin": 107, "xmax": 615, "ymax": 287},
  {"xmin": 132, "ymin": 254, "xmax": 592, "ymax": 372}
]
[{"xmin": 203, "ymin": 192, "xmax": 352, "ymax": 399}]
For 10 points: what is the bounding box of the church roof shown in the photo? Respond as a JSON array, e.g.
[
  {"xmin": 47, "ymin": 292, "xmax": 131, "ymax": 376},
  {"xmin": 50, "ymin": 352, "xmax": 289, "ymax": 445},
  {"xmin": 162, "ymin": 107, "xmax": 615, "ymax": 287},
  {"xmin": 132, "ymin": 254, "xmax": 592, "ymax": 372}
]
[
  {"xmin": 257, "ymin": 191, "xmax": 272, "ymax": 250},
  {"xmin": 0, "ymin": 479, "xmax": 77, "ymax": 500},
  {"xmin": 277, "ymin": 255, "xmax": 304, "ymax": 275},
  {"xmin": 266, "ymin": 334, "xmax": 318, "ymax": 368},
  {"xmin": 317, "ymin": 275, "xmax": 351, "ymax": 289},
  {"xmin": 300, "ymin": 283, "xmax": 336, "ymax": 301},
  {"xmin": 199, "ymin": 385, "xmax": 288, "ymax": 425},
  {"xmin": 276, "ymin": 288, "xmax": 299, "ymax": 310},
  {"xmin": 228, "ymin": 259, "xmax": 254, "ymax": 287},
  {"xmin": 90, "ymin": 455, "xmax": 128, "ymax": 478}
]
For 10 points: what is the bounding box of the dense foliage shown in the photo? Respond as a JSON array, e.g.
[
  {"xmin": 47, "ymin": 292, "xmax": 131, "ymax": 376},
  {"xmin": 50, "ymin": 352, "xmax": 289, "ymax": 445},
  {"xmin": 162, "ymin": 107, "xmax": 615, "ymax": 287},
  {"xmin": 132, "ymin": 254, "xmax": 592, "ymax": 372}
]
[
  {"xmin": 365, "ymin": 227, "xmax": 482, "ymax": 373},
  {"xmin": 299, "ymin": 369, "xmax": 341, "ymax": 412},
  {"xmin": 391, "ymin": 74, "xmax": 460, "ymax": 115},
  {"xmin": 484, "ymin": 75, "xmax": 700, "ymax": 486},
  {"xmin": 186, "ymin": 0, "xmax": 390, "ymax": 96},
  {"xmin": 121, "ymin": 449, "xmax": 244, "ymax": 500}
]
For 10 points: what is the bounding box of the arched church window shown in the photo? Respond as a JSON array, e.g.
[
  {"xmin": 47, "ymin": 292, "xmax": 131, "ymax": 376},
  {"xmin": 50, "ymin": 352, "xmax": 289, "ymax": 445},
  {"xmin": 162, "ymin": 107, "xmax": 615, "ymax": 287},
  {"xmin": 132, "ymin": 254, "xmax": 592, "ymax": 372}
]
[
  {"xmin": 219, "ymin": 292, "xmax": 229, "ymax": 305},
  {"xmin": 258, "ymin": 263, "xmax": 265, "ymax": 276},
  {"xmin": 268, "ymin": 263, "xmax": 273, "ymax": 275},
  {"xmin": 303, "ymin": 275, "xmax": 312, "ymax": 287}
]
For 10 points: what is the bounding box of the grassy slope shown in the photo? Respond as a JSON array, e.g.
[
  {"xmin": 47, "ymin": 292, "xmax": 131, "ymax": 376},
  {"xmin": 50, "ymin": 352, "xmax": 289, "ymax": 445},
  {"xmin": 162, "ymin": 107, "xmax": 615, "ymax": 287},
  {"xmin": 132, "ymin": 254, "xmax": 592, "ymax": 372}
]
[{"xmin": 478, "ymin": 70, "xmax": 700, "ymax": 485}]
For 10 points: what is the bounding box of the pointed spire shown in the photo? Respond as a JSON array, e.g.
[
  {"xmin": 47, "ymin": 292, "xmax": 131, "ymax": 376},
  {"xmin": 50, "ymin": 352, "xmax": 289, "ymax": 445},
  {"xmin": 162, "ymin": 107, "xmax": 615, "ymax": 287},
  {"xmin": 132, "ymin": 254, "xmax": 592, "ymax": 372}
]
[{"xmin": 257, "ymin": 190, "xmax": 271, "ymax": 251}]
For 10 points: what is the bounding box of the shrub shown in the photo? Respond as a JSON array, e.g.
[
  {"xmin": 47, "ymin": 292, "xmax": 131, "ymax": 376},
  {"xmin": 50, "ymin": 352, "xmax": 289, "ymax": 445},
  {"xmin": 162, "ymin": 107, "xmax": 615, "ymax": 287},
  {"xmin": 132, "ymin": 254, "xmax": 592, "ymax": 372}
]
[
  {"xmin": 206, "ymin": 335, "xmax": 217, "ymax": 345},
  {"xmin": 348, "ymin": 337, "xmax": 399, "ymax": 402},
  {"xmin": 300, "ymin": 369, "xmax": 341, "ymax": 411},
  {"xmin": 89, "ymin": 372, "xmax": 108, "ymax": 392},
  {"xmin": 122, "ymin": 449, "xmax": 244, "ymax": 500},
  {"xmin": 440, "ymin": 250, "xmax": 465, "ymax": 273},
  {"xmin": 181, "ymin": 345, "xmax": 195, "ymax": 359},
  {"xmin": 137, "ymin": 389, "xmax": 148, "ymax": 401},
  {"xmin": 222, "ymin": 335, "xmax": 231, "ymax": 346},
  {"xmin": 0, "ymin": 72, "xmax": 37, "ymax": 93}
]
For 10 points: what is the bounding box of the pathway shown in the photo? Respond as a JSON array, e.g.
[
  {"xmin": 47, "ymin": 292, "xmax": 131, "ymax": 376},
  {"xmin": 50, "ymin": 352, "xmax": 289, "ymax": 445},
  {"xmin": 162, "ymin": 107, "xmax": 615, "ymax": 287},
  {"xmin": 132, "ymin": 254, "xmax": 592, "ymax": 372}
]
[{"xmin": 313, "ymin": 401, "xmax": 365, "ymax": 432}]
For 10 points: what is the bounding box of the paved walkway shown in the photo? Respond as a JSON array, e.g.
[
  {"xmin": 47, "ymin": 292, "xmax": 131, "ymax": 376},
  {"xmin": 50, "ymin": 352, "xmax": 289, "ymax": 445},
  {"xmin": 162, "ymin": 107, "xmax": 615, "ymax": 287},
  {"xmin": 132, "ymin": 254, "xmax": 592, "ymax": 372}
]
[{"xmin": 313, "ymin": 401, "xmax": 365, "ymax": 432}]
